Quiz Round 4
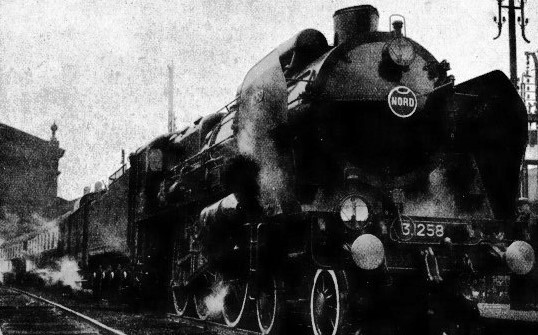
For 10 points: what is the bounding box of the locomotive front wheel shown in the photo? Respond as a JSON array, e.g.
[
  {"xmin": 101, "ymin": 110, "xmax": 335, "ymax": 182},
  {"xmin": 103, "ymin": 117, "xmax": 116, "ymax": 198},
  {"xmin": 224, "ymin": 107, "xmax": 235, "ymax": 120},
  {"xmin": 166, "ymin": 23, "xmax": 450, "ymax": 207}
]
[
  {"xmin": 172, "ymin": 284, "xmax": 189, "ymax": 316},
  {"xmin": 310, "ymin": 269, "xmax": 349, "ymax": 335},
  {"xmin": 256, "ymin": 276, "xmax": 284, "ymax": 334},
  {"xmin": 222, "ymin": 279, "xmax": 249, "ymax": 327}
]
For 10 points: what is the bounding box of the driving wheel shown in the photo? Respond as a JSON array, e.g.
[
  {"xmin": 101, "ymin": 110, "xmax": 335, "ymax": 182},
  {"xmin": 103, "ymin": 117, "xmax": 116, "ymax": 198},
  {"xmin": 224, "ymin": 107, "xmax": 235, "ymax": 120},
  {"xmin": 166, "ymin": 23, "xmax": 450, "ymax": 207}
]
[
  {"xmin": 257, "ymin": 276, "xmax": 285, "ymax": 334},
  {"xmin": 223, "ymin": 279, "xmax": 249, "ymax": 327},
  {"xmin": 310, "ymin": 269, "xmax": 349, "ymax": 335},
  {"xmin": 172, "ymin": 283, "xmax": 189, "ymax": 316}
]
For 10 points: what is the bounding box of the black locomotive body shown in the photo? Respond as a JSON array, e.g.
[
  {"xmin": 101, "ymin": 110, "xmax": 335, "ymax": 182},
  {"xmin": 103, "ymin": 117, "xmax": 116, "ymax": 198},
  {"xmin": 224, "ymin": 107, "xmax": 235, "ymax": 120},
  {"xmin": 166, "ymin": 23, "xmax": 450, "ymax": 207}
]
[{"xmin": 158, "ymin": 5, "xmax": 532, "ymax": 335}]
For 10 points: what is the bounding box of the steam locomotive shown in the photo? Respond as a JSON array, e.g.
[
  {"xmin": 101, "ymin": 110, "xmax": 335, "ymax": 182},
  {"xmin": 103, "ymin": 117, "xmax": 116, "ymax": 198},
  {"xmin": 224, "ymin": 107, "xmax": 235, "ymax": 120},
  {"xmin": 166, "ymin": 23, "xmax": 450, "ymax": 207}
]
[{"xmin": 1, "ymin": 4, "xmax": 535, "ymax": 335}]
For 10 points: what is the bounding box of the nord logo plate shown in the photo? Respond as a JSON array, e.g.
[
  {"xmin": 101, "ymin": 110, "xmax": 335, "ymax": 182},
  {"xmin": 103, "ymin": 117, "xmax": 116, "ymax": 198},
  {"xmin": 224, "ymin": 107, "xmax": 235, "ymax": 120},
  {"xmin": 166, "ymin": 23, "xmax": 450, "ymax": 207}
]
[{"xmin": 387, "ymin": 86, "xmax": 418, "ymax": 118}]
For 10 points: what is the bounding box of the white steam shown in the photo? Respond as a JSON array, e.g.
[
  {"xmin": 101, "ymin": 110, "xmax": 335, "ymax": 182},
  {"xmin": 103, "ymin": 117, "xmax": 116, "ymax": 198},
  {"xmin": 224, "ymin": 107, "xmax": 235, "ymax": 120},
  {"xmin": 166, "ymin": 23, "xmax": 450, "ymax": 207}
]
[
  {"xmin": 30, "ymin": 213, "xmax": 59, "ymax": 231},
  {"xmin": 236, "ymin": 50, "xmax": 297, "ymax": 215},
  {"xmin": 34, "ymin": 257, "xmax": 83, "ymax": 291},
  {"xmin": 203, "ymin": 281, "xmax": 229, "ymax": 318}
]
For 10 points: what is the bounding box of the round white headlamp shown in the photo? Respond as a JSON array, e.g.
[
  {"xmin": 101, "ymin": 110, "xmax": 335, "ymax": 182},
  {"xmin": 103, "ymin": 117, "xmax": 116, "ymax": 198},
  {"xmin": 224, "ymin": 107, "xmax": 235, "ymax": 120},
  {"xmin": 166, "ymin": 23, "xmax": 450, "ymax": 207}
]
[
  {"xmin": 350, "ymin": 234, "xmax": 385, "ymax": 270},
  {"xmin": 340, "ymin": 196, "xmax": 369, "ymax": 230},
  {"xmin": 506, "ymin": 240, "xmax": 535, "ymax": 275}
]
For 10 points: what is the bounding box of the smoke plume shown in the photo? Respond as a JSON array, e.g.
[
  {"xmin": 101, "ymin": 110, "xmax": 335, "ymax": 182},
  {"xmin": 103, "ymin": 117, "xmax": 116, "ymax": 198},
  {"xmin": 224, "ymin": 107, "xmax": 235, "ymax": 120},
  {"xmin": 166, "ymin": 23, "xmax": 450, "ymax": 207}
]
[
  {"xmin": 236, "ymin": 50, "xmax": 296, "ymax": 215},
  {"xmin": 203, "ymin": 280, "xmax": 229, "ymax": 318},
  {"xmin": 30, "ymin": 213, "xmax": 59, "ymax": 231},
  {"xmin": 34, "ymin": 257, "xmax": 82, "ymax": 291},
  {"xmin": 0, "ymin": 207, "xmax": 61, "ymax": 244}
]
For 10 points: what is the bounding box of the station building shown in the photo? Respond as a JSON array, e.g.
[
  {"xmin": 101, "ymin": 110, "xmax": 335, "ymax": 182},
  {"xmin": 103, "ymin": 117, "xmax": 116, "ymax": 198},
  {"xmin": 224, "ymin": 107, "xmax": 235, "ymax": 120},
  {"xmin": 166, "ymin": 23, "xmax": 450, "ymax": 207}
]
[
  {"xmin": 0, "ymin": 123, "xmax": 70, "ymax": 236},
  {"xmin": 520, "ymin": 52, "xmax": 538, "ymax": 202}
]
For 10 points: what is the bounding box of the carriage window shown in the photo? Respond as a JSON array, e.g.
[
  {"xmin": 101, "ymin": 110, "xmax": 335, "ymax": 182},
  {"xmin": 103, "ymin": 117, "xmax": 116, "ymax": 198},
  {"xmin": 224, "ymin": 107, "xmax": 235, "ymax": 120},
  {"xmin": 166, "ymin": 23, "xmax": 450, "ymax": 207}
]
[{"xmin": 214, "ymin": 120, "xmax": 234, "ymax": 145}]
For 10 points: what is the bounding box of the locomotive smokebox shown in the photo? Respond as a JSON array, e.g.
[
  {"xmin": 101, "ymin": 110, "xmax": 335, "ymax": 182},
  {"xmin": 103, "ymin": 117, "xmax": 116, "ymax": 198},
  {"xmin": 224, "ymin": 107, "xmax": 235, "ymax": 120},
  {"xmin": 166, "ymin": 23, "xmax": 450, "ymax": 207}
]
[{"xmin": 333, "ymin": 5, "xmax": 379, "ymax": 45}]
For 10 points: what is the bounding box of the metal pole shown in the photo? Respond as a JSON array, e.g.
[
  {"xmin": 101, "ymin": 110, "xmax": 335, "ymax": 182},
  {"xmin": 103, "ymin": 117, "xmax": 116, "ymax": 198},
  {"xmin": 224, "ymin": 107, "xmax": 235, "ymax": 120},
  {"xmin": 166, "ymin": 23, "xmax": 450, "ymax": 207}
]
[
  {"xmin": 521, "ymin": 162, "xmax": 529, "ymax": 198},
  {"xmin": 168, "ymin": 63, "xmax": 176, "ymax": 133},
  {"xmin": 494, "ymin": 0, "xmax": 533, "ymax": 197},
  {"xmin": 493, "ymin": 0, "xmax": 531, "ymax": 87},
  {"xmin": 508, "ymin": 0, "xmax": 518, "ymax": 86}
]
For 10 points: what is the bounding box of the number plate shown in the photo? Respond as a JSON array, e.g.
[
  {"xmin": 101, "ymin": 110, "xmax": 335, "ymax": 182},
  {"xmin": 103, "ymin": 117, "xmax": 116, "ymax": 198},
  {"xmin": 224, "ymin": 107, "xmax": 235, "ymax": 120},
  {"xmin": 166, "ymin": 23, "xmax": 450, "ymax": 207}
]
[{"xmin": 399, "ymin": 222, "xmax": 445, "ymax": 241}]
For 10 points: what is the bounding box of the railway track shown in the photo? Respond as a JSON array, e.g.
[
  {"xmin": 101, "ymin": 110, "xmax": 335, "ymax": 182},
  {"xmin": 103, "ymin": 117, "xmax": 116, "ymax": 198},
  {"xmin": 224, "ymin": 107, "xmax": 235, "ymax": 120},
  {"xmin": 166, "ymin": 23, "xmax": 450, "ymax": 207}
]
[
  {"xmin": 3, "ymin": 286, "xmax": 538, "ymax": 335},
  {"xmin": 167, "ymin": 313, "xmax": 262, "ymax": 335},
  {"xmin": 0, "ymin": 287, "xmax": 126, "ymax": 335}
]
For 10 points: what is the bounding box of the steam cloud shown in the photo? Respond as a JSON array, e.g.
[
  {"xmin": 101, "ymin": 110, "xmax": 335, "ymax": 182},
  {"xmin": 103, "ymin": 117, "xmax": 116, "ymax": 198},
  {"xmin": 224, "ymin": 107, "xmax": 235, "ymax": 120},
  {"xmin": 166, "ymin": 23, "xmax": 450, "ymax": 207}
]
[
  {"xmin": 0, "ymin": 207, "xmax": 60, "ymax": 244},
  {"xmin": 34, "ymin": 257, "xmax": 82, "ymax": 291},
  {"xmin": 30, "ymin": 213, "xmax": 59, "ymax": 231},
  {"xmin": 203, "ymin": 280, "xmax": 229, "ymax": 318},
  {"xmin": 236, "ymin": 53, "xmax": 296, "ymax": 215},
  {"xmin": 237, "ymin": 105, "xmax": 294, "ymax": 214}
]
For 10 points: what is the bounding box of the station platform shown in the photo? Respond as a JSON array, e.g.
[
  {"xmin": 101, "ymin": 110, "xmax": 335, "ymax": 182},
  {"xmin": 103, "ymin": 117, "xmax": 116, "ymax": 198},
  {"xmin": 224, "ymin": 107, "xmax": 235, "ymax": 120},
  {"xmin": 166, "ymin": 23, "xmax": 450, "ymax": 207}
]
[
  {"xmin": 479, "ymin": 303, "xmax": 538, "ymax": 322},
  {"xmin": 479, "ymin": 303, "xmax": 538, "ymax": 335}
]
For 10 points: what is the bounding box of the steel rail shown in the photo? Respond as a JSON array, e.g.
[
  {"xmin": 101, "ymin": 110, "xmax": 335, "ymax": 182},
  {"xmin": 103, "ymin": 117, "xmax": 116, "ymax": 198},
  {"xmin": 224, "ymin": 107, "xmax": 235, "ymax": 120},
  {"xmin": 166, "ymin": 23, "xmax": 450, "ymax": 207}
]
[
  {"xmin": 6, "ymin": 287, "xmax": 127, "ymax": 335},
  {"xmin": 167, "ymin": 313, "xmax": 261, "ymax": 335}
]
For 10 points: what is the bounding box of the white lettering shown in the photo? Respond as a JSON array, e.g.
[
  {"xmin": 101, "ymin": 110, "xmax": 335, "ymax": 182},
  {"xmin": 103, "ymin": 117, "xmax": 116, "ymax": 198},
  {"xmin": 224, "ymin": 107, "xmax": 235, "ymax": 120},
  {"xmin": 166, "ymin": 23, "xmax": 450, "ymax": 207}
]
[{"xmin": 388, "ymin": 87, "xmax": 418, "ymax": 118}]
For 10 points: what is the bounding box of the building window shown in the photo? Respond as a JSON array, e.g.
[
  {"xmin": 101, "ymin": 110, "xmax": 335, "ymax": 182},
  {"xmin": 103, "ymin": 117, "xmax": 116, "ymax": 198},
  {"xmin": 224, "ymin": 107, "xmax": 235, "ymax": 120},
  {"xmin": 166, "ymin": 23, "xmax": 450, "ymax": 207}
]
[{"xmin": 529, "ymin": 130, "xmax": 538, "ymax": 146}]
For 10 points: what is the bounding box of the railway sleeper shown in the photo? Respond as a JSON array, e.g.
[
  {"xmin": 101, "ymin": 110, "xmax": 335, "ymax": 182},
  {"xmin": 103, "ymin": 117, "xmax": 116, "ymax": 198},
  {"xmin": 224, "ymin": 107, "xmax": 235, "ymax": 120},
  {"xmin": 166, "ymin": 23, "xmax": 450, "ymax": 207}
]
[
  {"xmin": 1, "ymin": 330, "xmax": 99, "ymax": 335},
  {"xmin": 3, "ymin": 322, "xmax": 82, "ymax": 331},
  {"xmin": 8, "ymin": 315, "xmax": 63, "ymax": 323}
]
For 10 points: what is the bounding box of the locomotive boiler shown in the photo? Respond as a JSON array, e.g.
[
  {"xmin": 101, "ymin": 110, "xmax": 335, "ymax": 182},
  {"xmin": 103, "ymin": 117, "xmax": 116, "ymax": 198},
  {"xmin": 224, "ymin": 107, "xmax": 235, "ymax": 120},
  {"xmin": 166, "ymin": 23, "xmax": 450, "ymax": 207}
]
[{"xmin": 157, "ymin": 5, "xmax": 534, "ymax": 335}]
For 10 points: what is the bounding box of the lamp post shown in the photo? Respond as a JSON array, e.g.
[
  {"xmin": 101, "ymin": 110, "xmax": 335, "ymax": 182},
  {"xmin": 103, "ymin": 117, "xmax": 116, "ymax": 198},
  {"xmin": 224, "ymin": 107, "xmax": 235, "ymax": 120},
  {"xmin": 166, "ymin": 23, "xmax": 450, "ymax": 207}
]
[
  {"xmin": 493, "ymin": 0, "xmax": 531, "ymax": 87},
  {"xmin": 167, "ymin": 62, "xmax": 176, "ymax": 133}
]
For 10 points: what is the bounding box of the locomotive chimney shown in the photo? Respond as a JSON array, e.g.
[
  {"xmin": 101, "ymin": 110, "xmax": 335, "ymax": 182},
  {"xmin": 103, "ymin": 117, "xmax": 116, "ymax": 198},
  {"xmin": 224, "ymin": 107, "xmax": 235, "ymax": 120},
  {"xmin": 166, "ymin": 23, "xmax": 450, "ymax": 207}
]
[{"xmin": 333, "ymin": 5, "xmax": 379, "ymax": 45}]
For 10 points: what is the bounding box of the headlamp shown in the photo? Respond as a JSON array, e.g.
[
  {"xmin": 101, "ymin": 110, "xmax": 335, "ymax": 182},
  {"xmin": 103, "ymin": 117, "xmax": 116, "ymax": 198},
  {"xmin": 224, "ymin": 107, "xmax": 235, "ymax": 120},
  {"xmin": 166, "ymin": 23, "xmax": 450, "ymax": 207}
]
[
  {"xmin": 350, "ymin": 234, "xmax": 385, "ymax": 270},
  {"xmin": 506, "ymin": 240, "xmax": 535, "ymax": 275},
  {"xmin": 386, "ymin": 37, "xmax": 415, "ymax": 67},
  {"xmin": 339, "ymin": 195, "xmax": 369, "ymax": 230}
]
